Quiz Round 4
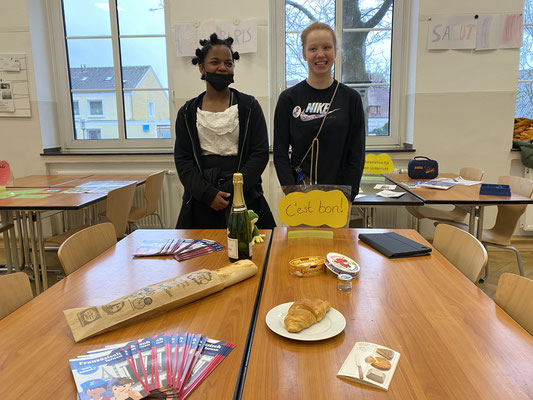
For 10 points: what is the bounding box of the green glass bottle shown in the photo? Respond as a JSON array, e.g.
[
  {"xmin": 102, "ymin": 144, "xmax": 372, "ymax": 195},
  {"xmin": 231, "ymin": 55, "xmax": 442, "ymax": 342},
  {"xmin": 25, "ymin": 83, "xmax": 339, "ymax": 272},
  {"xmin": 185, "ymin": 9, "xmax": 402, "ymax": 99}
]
[{"xmin": 227, "ymin": 173, "xmax": 252, "ymax": 261}]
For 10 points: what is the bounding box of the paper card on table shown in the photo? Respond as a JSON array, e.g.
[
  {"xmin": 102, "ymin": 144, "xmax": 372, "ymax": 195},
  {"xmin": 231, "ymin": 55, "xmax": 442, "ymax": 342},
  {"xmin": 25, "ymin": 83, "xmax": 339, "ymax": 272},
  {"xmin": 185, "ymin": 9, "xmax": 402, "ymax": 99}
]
[
  {"xmin": 374, "ymin": 184, "xmax": 396, "ymax": 190},
  {"xmin": 337, "ymin": 342, "xmax": 400, "ymax": 391},
  {"xmin": 376, "ymin": 190, "xmax": 405, "ymax": 198}
]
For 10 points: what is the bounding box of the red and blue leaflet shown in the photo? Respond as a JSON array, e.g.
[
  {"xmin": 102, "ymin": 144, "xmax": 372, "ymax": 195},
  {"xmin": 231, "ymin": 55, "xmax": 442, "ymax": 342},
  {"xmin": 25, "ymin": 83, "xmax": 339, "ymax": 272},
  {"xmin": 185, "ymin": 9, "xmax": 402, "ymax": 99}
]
[
  {"xmin": 133, "ymin": 238, "xmax": 224, "ymax": 261},
  {"xmin": 70, "ymin": 332, "xmax": 234, "ymax": 400}
]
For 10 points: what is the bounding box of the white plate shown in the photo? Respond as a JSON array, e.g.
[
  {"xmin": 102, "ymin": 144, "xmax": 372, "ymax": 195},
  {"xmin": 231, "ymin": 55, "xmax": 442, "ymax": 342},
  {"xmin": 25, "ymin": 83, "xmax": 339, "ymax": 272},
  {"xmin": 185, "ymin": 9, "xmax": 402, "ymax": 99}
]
[{"xmin": 265, "ymin": 302, "xmax": 346, "ymax": 341}]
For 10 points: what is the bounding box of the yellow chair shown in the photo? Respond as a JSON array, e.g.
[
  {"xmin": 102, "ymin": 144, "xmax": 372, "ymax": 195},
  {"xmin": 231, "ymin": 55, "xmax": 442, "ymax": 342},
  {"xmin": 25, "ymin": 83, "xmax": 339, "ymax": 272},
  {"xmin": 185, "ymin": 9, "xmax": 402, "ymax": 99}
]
[
  {"xmin": 100, "ymin": 182, "xmax": 137, "ymax": 239},
  {"xmin": 58, "ymin": 223, "xmax": 117, "ymax": 275},
  {"xmin": 432, "ymin": 224, "xmax": 488, "ymax": 283},
  {"xmin": 406, "ymin": 167, "xmax": 484, "ymax": 226},
  {"xmin": 495, "ymin": 273, "xmax": 533, "ymax": 335},
  {"xmin": 0, "ymin": 272, "xmax": 33, "ymax": 319},
  {"xmin": 128, "ymin": 170, "xmax": 165, "ymax": 229}
]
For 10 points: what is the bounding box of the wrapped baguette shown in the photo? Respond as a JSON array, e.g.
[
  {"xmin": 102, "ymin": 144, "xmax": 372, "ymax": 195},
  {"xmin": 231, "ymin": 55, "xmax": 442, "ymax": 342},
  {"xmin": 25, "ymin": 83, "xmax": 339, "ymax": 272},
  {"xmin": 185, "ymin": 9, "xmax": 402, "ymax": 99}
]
[{"xmin": 64, "ymin": 259, "xmax": 257, "ymax": 342}]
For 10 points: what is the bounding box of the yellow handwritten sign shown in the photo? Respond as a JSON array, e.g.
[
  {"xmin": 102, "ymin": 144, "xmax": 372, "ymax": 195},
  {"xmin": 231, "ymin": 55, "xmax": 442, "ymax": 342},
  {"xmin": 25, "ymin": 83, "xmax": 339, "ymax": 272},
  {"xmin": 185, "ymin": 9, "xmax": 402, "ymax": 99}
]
[
  {"xmin": 363, "ymin": 153, "xmax": 394, "ymax": 175},
  {"xmin": 278, "ymin": 190, "xmax": 349, "ymax": 228}
]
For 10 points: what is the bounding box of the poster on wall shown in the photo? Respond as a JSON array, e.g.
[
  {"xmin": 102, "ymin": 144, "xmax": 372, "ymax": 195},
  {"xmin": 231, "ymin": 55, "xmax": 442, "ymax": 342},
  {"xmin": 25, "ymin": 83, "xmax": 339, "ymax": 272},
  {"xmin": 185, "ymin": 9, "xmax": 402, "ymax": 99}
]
[
  {"xmin": 428, "ymin": 15, "xmax": 477, "ymax": 50},
  {"xmin": 476, "ymin": 14, "xmax": 523, "ymax": 50},
  {"xmin": 175, "ymin": 19, "xmax": 258, "ymax": 57},
  {"xmin": 0, "ymin": 81, "xmax": 15, "ymax": 112}
]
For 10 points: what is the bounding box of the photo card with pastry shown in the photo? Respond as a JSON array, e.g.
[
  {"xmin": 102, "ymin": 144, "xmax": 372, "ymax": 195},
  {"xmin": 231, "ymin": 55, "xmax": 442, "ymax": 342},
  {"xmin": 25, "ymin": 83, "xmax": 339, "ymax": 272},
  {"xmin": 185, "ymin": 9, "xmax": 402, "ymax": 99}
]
[{"xmin": 337, "ymin": 342, "xmax": 400, "ymax": 391}]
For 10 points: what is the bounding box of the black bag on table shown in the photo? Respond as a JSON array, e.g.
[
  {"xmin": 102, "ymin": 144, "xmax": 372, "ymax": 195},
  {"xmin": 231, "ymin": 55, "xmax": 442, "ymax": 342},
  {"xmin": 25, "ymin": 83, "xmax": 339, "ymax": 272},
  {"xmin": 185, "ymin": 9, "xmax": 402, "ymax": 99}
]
[{"xmin": 407, "ymin": 156, "xmax": 438, "ymax": 179}]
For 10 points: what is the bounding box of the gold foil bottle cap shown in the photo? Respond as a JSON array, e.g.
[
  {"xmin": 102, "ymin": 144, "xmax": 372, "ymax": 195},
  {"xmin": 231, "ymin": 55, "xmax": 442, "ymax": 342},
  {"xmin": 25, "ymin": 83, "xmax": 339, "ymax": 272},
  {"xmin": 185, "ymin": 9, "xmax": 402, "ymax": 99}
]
[{"xmin": 233, "ymin": 173, "xmax": 243, "ymax": 184}]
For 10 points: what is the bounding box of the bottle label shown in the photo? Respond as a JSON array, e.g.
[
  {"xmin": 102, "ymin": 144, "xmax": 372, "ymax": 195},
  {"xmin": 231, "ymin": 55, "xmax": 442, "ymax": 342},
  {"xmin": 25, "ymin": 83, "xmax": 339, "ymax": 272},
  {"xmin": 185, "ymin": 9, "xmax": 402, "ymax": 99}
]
[
  {"xmin": 227, "ymin": 237, "xmax": 238, "ymax": 259},
  {"xmin": 232, "ymin": 206, "xmax": 247, "ymax": 212}
]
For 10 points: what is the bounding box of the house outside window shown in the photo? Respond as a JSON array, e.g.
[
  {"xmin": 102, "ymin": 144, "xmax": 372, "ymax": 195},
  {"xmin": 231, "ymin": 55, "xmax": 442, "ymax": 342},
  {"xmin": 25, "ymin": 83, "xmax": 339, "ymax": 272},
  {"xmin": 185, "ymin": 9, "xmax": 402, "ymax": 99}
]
[
  {"xmin": 274, "ymin": 0, "xmax": 407, "ymax": 146},
  {"xmin": 516, "ymin": 1, "xmax": 533, "ymax": 120}
]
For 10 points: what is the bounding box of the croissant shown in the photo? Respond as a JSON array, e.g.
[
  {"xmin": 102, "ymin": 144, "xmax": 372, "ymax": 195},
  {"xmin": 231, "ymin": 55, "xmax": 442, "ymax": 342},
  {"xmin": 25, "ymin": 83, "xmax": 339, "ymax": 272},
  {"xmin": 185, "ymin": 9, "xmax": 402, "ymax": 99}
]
[{"xmin": 284, "ymin": 298, "xmax": 331, "ymax": 333}]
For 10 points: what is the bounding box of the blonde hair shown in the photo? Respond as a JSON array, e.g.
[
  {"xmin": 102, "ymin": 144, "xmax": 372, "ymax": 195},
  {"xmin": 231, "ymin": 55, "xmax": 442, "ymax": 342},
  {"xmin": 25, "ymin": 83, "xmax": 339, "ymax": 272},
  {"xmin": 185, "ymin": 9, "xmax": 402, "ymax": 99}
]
[{"xmin": 301, "ymin": 22, "xmax": 337, "ymax": 50}]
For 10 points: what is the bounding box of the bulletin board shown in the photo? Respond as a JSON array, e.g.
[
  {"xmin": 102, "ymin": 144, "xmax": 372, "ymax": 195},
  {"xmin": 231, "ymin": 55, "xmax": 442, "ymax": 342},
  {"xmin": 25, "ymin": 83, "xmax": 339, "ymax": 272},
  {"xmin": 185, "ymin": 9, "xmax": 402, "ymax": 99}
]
[{"xmin": 0, "ymin": 53, "xmax": 31, "ymax": 118}]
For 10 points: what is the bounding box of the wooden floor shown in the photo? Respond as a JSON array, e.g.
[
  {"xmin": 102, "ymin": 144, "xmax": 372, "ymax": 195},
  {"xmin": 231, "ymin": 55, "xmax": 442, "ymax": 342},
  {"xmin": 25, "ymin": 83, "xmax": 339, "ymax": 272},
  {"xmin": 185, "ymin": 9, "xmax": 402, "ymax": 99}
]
[{"xmin": 2, "ymin": 237, "xmax": 533, "ymax": 300}]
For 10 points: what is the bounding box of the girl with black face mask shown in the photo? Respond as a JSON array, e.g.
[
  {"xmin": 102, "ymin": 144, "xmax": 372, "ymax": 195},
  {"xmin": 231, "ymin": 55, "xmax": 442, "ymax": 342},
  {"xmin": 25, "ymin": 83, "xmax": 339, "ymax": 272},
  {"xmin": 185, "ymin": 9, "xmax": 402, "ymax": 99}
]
[{"xmin": 173, "ymin": 33, "xmax": 276, "ymax": 229}]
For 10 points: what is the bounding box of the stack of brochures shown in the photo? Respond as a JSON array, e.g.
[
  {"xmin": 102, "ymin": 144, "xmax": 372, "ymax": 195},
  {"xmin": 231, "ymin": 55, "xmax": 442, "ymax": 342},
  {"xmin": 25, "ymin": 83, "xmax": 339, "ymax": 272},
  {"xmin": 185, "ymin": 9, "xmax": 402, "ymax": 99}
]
[
  {"xmin": 133, "ymin": 238, "xmax": 225, "ymax": 261},
  {"xmin": 71, "ymin": 332, "xmax": 235, "ymax": 400}
]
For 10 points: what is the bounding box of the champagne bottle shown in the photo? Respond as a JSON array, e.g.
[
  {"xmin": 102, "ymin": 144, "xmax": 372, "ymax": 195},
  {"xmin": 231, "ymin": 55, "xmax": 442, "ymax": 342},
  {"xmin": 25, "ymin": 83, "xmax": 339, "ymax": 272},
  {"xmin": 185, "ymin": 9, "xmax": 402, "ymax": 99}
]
[{"xmin": 227, "ymin": 173, "xmax": 252, "ymax": 261}]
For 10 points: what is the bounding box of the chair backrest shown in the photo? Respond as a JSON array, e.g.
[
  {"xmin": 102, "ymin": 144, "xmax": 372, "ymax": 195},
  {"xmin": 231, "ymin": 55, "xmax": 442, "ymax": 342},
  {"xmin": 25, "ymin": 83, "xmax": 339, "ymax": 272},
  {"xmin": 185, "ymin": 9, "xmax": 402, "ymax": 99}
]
[
  {"xmin": 106, "ymin": 182, "xmax": 136, "ymax": 238},
  {"xmin": 459, "ymin": 167, "xmax": 484, "ymax": 181},
  {"xmin": 144, "ymin": 170, "xmax": 165, "ymax": 214},
  {"xmin": 495, "ymin": 272, "xmax": 533, "ymax": 335},
  {"xmin": 488, "ymin": 176, "xmax": 533, "ymax": 244},
  {"xmin": 433, "ymin": 224, "xmax": 488, "ymax": 283},
  {"xmin": 57, "ymin": 223, "xmax": 117, "ymax": 275},
  {"xmin": 0, "ymin": 272, "xmax": 33, "ymax": 319}
]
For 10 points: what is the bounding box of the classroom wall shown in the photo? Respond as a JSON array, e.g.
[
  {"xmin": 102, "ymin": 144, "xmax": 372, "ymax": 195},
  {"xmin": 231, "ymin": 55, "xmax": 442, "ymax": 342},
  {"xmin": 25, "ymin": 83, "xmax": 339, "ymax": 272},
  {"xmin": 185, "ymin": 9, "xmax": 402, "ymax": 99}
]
[{"xmin": 0, "ymin": 0, "xmax": 529, "ymax": 235}]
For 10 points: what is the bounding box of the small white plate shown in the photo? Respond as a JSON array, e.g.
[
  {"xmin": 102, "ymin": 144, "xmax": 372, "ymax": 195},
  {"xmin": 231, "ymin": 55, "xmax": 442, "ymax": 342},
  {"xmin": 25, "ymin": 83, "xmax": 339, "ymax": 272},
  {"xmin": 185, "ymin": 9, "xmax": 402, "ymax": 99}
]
[{"xmin": 265, "ymin": 302, "xmax": 346, "ymax": 341}]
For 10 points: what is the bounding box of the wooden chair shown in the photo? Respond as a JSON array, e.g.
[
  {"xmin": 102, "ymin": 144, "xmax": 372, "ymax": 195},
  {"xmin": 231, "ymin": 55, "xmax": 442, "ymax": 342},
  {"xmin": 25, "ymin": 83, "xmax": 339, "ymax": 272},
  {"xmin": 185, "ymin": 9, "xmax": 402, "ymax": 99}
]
[
  {"xmin": 127, "ymin": 170, "xmax": 165, "ymax": 229},
  {"xmin": 57, "ymin": 223, "xmax": 117, "ymax": 275},
  {"xmin": 480, "ymin": 175, "xmax": 533, "ymax": 277},
  {"xmin": 433, "ymin": 224, "xmax": 488, "ymax": 283},
  {"xmin": 495, "ymin": 273, "xmax": 533, "ymax": 336},
  {"xmin": 0, "ymin": 272, "xmax": 33, "ymax": 319},
  {"xmin": 406, "ymin": 167, "xmax": 484, "ymax": 227},
  {"xmin": 100, "ymin": 182, "xmax": 137, "ymax": 239}
]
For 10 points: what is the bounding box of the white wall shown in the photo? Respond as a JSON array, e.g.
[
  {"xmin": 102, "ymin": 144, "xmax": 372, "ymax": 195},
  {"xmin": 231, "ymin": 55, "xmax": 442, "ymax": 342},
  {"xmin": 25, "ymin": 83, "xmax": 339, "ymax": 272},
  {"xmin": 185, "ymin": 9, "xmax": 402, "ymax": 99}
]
[{"xmin": 0, "ymin": 0, "xmax": 529, "ymax": 235}]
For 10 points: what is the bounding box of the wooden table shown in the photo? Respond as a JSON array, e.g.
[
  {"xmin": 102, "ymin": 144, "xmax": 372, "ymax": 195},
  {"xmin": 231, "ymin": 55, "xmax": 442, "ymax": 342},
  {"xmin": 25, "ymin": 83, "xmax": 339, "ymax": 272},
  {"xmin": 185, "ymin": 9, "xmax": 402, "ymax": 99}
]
[
  {"xmin": 385, "ymin": 173, "xmax": 533, "ymax": 238},
  {"xmin": 0, "ymin": 229, "xmax": 272, "ymax": 399},
  {"xmin": 6, "ymin": 174, "xmax": 92, "ymax": 188},
  {"xmin": 240, "ymin": 228, "xmax": 533, "ymax": 399},
  {"xmin": 0, "ymin": 175, "xmax": 150, "ymax": 292}
]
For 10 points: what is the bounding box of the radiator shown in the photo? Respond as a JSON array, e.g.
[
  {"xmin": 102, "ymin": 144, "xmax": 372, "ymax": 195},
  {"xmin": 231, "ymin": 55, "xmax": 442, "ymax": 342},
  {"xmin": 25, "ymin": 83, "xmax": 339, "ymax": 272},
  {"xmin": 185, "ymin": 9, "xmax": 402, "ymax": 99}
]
[{"xmin": 521, "ymin": 168, "xmax": 533, "ymax": 231}]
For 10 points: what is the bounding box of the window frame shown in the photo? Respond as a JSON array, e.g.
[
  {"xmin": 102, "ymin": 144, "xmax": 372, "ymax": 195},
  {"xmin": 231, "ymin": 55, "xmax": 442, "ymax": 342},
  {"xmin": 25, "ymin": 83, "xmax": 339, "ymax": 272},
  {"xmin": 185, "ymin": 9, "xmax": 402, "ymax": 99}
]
[
  {"xmin": 48, "ymin": 0, "xmax": 175, "ymax": 151},
  {"xmin": 517, "ymin": 2, "xmax": 533, "ymax": 119},
  {"xmin": 271, "ymin": 0, "xmax": 410, "ymax": 148}
]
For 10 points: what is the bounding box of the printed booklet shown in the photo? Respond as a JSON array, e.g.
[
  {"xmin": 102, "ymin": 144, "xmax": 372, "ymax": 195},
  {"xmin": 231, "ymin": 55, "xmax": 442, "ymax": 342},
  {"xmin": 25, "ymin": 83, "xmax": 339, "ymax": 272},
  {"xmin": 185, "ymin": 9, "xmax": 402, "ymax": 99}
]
[
  {"xmin": 70, "ymin": 332, "xmax": 234, "ymax": 400},
  {"xmin": 133, "ymin": 238, "xmax": 224, "ymax": 261},
  {"xmin": 337, "ymin": 342, "xmax": 400, "ymax": 391}
]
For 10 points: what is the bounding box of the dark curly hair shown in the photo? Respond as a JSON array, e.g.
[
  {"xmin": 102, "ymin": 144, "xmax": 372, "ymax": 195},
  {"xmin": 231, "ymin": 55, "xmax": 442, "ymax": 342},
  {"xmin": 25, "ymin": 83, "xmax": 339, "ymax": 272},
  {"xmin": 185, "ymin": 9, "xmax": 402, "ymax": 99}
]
[{"xmin": 191, "ymin": 33, "xmax": 240, "ymax": 66}]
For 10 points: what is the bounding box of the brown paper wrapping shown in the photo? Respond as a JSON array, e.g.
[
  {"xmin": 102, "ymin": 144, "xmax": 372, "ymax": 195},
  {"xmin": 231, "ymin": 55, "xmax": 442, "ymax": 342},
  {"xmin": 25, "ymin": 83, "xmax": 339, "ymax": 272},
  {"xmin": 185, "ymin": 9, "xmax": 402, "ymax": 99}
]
[{"xmin": 64, "ymin": 260, "xmax": 257, "ymax": 342}]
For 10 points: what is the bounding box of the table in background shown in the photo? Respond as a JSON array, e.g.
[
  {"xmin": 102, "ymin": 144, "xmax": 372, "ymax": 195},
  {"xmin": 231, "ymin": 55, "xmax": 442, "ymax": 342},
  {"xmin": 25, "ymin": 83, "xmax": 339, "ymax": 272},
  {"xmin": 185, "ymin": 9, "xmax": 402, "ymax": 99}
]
[
  {"xmin": 385, "ymin": 173, "xmax": 533, "ymax": 238},
  {"xmin": 0, "ymin": 229, "xmax": 272, "ymax": 399},
  {"xmin": 353, "ymin": 179, "xmax": 424, "ymax": 227},
  {"xmin": 0, "ymin": 174, "xmax": 150, "ymax": 292},
  {"xmin": 5, "ymin": 174, "xmax": 91, "ymax": 188},
  {"xmin": 240, "ymin": 228, "xmax": 533, "ymax": 399}
]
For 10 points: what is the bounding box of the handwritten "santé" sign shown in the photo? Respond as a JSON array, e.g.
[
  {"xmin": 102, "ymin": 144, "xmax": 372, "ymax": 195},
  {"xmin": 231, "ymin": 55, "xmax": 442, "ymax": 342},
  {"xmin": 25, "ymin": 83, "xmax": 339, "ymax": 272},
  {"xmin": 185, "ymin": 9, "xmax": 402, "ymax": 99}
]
[{"xmin": 278, "ymin": 190, "xmax": 349, "ymax": 228}]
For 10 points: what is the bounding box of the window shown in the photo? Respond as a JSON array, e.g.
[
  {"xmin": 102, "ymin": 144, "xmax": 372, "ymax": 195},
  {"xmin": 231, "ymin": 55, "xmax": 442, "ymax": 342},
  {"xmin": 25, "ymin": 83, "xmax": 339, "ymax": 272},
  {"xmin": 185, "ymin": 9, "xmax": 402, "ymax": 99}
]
[
  {"xmin": 273, "ymin": 0, "xmax": 407, "ymax": 146},
  {"xmin": 85, "ymin": 128, "xmax": 102, "ymax": 139},
  {"xmin": 52, "ymin": 0, "xmax": 172, "ymax": 148},
  {"xmin": 517, "ymin": 1, "xmax": 533, "ymax": 120},
  {"xmin": 87, "ymin": 100, "xmax": 104, "ymax": 117}
]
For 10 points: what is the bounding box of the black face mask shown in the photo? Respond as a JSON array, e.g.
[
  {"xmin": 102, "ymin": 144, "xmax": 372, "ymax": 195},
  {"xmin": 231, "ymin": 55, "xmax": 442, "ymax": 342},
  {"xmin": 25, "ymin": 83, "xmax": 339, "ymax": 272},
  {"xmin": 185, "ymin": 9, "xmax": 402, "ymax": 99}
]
[{"xmin": 202, "ymin": 72, "xmax": 234, "ymax": 91}]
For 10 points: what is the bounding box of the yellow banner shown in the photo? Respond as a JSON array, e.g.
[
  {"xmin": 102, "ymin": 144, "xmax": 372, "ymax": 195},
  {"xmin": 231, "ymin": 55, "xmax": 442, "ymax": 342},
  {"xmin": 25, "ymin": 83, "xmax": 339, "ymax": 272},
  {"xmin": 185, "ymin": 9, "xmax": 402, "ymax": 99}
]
[
  {"xmin": 363, "ymin": 153, "xmax": 394, "ymax": 174},
  {"xmin": 278, "ymin": 189, "xmax": 349, "ymax": 228}
]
